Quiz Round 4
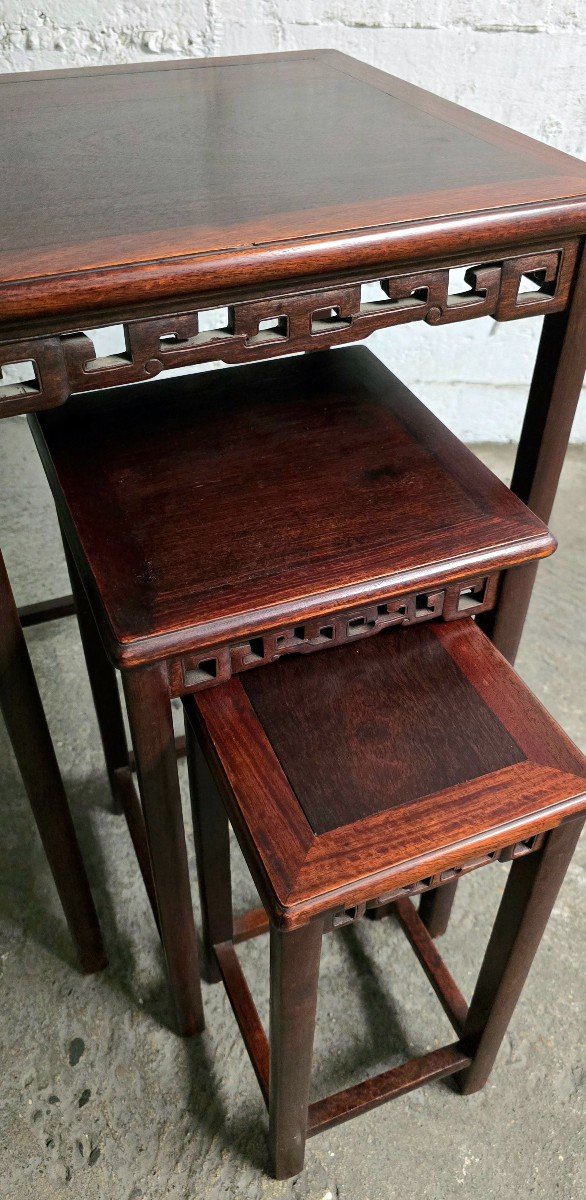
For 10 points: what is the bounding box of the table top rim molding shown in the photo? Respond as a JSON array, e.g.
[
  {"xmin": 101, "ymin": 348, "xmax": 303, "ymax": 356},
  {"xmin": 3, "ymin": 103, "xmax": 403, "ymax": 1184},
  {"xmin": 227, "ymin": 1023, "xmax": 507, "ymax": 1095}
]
[
  {"xmin": 1, "ymin": 49, "xmax": 584, "ymax": 326},
  {"xmin": 28, "ymin": 347, "xmax": 555, "ymax": 667},
  {"xmin": 187, "ymin": 618, "xmax": 586, "ymax": 928},
  {"xmin": 0, "ymin": 239, "xmax": 580, "ymax": 418}
]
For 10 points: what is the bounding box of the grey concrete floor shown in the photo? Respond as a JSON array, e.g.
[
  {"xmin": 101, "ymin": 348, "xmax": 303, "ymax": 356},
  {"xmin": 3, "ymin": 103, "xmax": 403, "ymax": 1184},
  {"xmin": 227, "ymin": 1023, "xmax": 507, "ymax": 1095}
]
[{"xmin": 0, "ymin": 416, "xmax": 584, "ymax": 1200}]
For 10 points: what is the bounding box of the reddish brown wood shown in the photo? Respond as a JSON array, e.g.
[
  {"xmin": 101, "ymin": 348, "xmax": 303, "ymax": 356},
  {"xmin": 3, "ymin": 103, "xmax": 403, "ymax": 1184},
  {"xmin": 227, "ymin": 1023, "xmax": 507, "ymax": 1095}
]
[
  {"xmin": 427, "ymin": 282, "xmax": 586, "ymax": 933},
  {"xmin": 1, "ymin": 51, "xmax": 584, "ymax": 326},
  {"xmin": 122, "ymin": 664, "xmax": 204, "ymax": 1037},
  {"xmin": 0, "ymin": 242, "xmax": 578, "ymax": 414},
  {"xmin": 168, "ymin": 574, "xmax": 498, "ymax": 697},
  {"xmin": 394, "ymin": 897, "xmax": 469, "ymax": 1035},
  {"xmin": 186, "ymin": 613, "xmax": 585, "ymax": 1176},
  {"xmin": 127, "ymin": 734, "xmax": 186, "ymax": 770},
  {"xmin": 418, "ymin": 879, "xmax": 460, "ymax": 939},
  {"xmin": 1, "ymin": 53, "xmax": 583, "ymax": 1084},
  {"xmin": 0, "ymin": 336, "xmax": 69, "ymax": 416},
  {"xmin": 215, "ymin": 939, "xmax": 270, "ymax": 1107},
  {"xmin": 307, "ymin": 1043, "xmax": 471, "ymax": 1136},
  {"xmin": 269, "ymin": 921, "xmax": 323, "ymax": 1179},
  {"xmin": 111, "ymin": 766, "xmax": 160, "ymax": 934},
  {"xmin": 242, "ymin": 622, "xmax": 525, "ymax": 835},
  {"xmin": 456, "ymin": 817, "xmax": 585, "ymax": 1094},
  {"xmin": 0, "ymin": 551, "xmax": 106, "ymax": 973},
  {"xmin": 482, "ymin": 244, "xmax": 586, "ymax": 664},
  {"xmin": 186, "ymin": 720, "xmax": 233, "ymax": 983},
  {"xmin": 29, "ymin": 348, "xmax": 554, "ymax": 669},
  {"xmin": 61, "ymin": 533, "xmax": 130, "ymax": 808},
  {"xmin": 233, "ymin": 909, "xmax": 271, "ymax": 944},
  {"xmin": 189, "ymin": 619, "xmax": 586, "ymax": 929},
  {"xmin": 17, "ymin": 593, "xmax": 76, "ymax": 627}
]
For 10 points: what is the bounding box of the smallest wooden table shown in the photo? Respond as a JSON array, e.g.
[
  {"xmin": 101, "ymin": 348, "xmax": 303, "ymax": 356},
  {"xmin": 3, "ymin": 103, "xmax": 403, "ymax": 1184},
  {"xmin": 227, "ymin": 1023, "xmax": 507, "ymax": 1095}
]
[{"xmin": 185, "ymin": 618, "xmax": 586, "ymax": 1178}]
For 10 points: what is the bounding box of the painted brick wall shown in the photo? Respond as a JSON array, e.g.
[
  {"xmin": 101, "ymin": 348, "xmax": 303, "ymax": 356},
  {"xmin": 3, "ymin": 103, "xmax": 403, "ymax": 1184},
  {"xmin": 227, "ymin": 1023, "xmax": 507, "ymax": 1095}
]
[{"xmin": 2, "ymin": 2, "xmax": 584, "ymax": 440}]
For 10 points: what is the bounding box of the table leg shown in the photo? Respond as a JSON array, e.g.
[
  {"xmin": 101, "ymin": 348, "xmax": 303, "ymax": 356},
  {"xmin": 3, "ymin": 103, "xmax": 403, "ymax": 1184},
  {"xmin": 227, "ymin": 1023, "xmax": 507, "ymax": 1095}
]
[
  {"xmin": 456, "ymin": 817, "xmax": 584, "ymax": 1094},
  {"xmin": 0, "ymin": 551, "xmax": 106, "ymax": 974},
  {"xmin": 482, "ymin": 243, "xmax": 586, "ymax": 665},
  {"xmin": 423, "ymin": 243, "xmax": 586, "ymax": 940},
  {"xmin": 269, "ymin": 921, "xmax": 323, "ymax": 1179},
  {"xmin": 418, "ymin": 880, "xmax": 458, "ymax": 939},
  {"xmin": 61, "ymin": 531, "xmax": 131, "ymax": 810},
  {"xmin": 123, "ymin": 663, "xmax": 204, "ymax": 1036},
  {"xmin": 186, "ymin": 716, "xmax": 233, "ymax": 983}
]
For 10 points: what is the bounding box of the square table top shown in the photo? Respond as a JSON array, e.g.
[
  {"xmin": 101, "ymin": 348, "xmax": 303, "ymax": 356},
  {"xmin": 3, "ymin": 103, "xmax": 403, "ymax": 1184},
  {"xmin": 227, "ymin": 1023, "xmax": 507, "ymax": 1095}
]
[
  {"xmin": 190, "ymin": 617, "xmax": 586, "ymax": 923},
  {"xmin": 29, "ymin": 347, "xmax": 554, "ymax": 666},
  {"xmin": 1, "ymin": 49, "xmax": 585, "ymax": 325}
]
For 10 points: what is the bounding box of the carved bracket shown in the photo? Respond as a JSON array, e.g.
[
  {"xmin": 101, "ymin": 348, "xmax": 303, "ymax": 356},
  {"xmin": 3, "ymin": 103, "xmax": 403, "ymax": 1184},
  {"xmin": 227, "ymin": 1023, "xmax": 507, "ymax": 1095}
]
[
  {"xmin": 369, "ymin": 831, "xmax": 546, "ymax": 908},
  {"xmin": 168, "ymin": 575, "xmax": 497, "ymax": 696},
  {"xmin": 0, "ymin": 243, "xmax": 577, "ymax": 418}
]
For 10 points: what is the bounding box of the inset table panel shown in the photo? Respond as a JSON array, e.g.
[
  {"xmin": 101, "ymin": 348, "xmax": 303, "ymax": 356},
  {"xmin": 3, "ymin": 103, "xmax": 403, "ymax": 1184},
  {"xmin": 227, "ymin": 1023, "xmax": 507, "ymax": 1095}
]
[
  {"xmin": 1, "ymin": 50, "xmax": 585, "ymax": 322},
  {"xmin": 189, "ymin": 618, "xmax": 586, "ymax": 926}
]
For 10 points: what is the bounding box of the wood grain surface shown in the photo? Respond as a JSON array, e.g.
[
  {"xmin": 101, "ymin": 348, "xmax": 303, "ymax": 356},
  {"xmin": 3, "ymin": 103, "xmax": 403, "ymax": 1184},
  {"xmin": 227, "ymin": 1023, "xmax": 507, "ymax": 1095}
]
[
  {"xmin": 188, "ymin": 618, "xmax": 586, "ymax": 927},
  {"xmin": 1, "ymin": 50, "xmax": 584, "ymax": 323},
  {"xmin": 243, "ymin": 625, "xmax": 525, "ymax": 834},
  {"xmin": 29, "ymin": 348, "xmax": 554, "ymax": 665}
]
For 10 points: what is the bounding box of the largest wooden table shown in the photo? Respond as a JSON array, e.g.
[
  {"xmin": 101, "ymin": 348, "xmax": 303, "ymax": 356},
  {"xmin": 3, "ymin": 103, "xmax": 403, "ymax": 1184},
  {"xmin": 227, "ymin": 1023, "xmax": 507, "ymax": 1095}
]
[{"xmin": 1, "ymin": 50, "xmax": 585, "ymax": 937}]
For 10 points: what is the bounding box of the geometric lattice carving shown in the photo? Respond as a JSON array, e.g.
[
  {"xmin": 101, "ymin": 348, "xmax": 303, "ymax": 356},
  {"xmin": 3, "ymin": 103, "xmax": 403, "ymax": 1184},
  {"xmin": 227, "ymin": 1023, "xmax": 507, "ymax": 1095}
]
[
  {"xmin": 171, "ymin": 575, "xmax": 498, "ymax": 696},
  {"xmin": 0, "ymin": 337, "xmax": 70, "ymax": 417},
  {"xmin": 0, "ymin": 243, "xmax": 578, "ymax": 418},
  {"xmin": 368, "ymin": 833, "xmax": 546, "ymax": 910}
]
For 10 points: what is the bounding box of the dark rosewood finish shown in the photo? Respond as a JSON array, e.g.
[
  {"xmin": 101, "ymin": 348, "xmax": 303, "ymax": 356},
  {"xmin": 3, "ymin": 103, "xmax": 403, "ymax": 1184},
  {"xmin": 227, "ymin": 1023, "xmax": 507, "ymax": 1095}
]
[
  {"xmin": 184, "ymin": 614, "xmax": 583, "ymax": 1176},
  {"xmin": 122, "ymin": 664, "xmax": 204, "ymax": 1037},
  {"xmin": 481, "ymin": 245, "xmax": 586, "ymax": 663},
  {"xmin": 60, "ymin": 531, "xmax": 130, "ymax": 809},
  {"xmin": 17, "ymin": 593, "xmax": 75, "ymax": 627},
  {"xmin": 456, "ymin": 817, "xmax": 585, "ymax": 1095},
  {"xmin": 0, "ymin": 552, "xmax": 106, "ymax": 973},
  {"xmin": 25, "ymin": 345, "xmax": 566, "ymax": 1032},
  {"xmin": 242, "ymin": 625, "xmax": 525, "ymax": 835},
  {"xmin": 0, "ymin": 241, "xmax": 578, "ymax": 415},
  {"xmin": 189, "ymin": 619, "xmax": 586, "ymax": 927},
  {"xmin": 185, "ymin": 617, "xmax": 586, "ymax": 1176},
  {"xmin": 28, "ymin": 349, "xmax": 554, "ymax": 668},
  {"xmin": 268, "ymin": 921, "xmax": 323, "ymax": 1177},
  {"xmin": 1, "ymin": 51, "xmax": 585, "ymax": 325},
  {"xmin": 0, "ymin": 50, "xmax": 583, "ymax": 701},
  {"xmin": 1, "ymin": 47, "xmax": 584, "ymax": 1032}
]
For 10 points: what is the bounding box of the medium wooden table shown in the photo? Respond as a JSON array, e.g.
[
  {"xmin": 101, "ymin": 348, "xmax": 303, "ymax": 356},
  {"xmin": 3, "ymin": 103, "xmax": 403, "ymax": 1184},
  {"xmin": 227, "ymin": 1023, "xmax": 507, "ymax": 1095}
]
[{"xmin": 1, "ymin": 50, "xmax": 585, "ymax": 934}]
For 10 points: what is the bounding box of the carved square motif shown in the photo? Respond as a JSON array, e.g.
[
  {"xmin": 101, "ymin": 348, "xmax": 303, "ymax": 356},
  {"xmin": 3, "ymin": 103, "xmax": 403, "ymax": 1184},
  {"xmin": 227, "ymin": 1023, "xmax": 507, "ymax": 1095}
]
[
  {"xmin": 311, "ymin": 306, "xmax": 352, "ymax": 333},
  {"xmin": 0, "ymin": 337, "xmax": 67, "ymax": 417},
  {"xmin": 247, "ymin": 315, "xmax": 289, "ymax": 345}
]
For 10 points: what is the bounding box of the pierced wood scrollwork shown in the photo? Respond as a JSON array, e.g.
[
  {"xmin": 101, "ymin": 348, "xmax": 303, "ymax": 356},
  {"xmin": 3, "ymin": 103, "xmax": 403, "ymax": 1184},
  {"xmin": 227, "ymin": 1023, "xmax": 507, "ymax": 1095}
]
[
  {"xmin": 367, "ymin": 832, "xmax": 546, "ymax": 910},
  {"xmin": 0, "ymin": 243, "xmax": 578, "ymax": 418},
  {"xmin": 169, "ymin": 575, "xmax": 497, "ymax": 696}
]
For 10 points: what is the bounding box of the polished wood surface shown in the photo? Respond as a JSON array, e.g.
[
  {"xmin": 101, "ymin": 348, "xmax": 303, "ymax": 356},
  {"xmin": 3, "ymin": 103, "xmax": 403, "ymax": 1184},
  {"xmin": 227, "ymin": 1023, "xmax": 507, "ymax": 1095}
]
[
  {"xmin": 30, "ymin": 348, "xmax": 554, "ymax": 665},
  {"xmin": 2, "ymin": 240, "xmax": 577, "ymax": 415},
  {"xmin": 122, "ymin": 664, "xmax": 204, "ymax": 1037},
  {"xmin": 481, "ymin": 245, "xmax": 586, "ymax": 662},
  {"xmin": 188, "ymin": 618, "xmax": 586, "ymax": 927},
  {"xmin": 456, "ymin": 817, "xmax": 585, "ymax": 1095},
  {"xmin": 187, "ymin": 613, "xmax": 585, "ymax": 1176},
  {"xmin": 0, "ymin": 552, "xmax": 106, "ymax": 974},
  {"xmin": 1, "ymin": 47, "xmax": 583, "ymax": 1060},
  {"xmin": 243, "ymin": 625, "xmax": 525, "ymax": 834},
  {"xmin": 1, "ymin": 51, "xmax": 585, "ymax": 325}
]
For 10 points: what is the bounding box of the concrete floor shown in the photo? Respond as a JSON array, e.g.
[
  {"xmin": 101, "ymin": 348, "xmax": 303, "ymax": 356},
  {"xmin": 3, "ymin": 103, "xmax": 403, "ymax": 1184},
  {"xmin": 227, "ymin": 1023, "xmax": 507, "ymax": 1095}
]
[{"xmin": 0, "ymin": 416, "xmax": 584, "ymax": 1200}]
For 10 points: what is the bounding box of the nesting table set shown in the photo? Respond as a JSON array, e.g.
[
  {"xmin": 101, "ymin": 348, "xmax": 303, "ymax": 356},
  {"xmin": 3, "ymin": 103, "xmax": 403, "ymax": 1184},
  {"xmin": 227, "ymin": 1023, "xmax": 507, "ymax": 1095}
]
[{"xmin": 1, "ymin": 51, "xmax": 586, "ymax": 1179}]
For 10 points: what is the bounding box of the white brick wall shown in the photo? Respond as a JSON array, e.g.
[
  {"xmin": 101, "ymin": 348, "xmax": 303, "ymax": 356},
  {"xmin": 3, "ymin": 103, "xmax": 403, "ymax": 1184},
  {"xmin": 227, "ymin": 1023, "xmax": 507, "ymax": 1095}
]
[{"xmin": 2, "ymin": 2, "xmax": 584, "ymax": 440}]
